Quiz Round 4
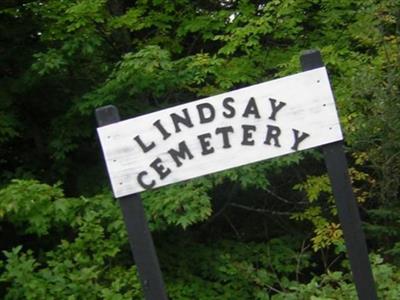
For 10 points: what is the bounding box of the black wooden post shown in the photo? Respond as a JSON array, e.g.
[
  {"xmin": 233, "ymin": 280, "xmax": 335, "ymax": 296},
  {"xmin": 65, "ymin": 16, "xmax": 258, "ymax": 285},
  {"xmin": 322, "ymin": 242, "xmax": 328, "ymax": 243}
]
[
  {"xmin": 300, "ymin": 50, "xmax": 378, "ymax": 300},
  {"xmin": 96, "ymin": 105, "xmax": 168, "ymax": 300}
]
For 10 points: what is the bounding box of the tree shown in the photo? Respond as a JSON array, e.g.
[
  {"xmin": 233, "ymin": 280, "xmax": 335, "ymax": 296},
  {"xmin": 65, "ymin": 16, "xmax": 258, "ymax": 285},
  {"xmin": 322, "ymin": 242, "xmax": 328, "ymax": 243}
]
[{"xmin": 1, "ymin": 0, "xmax": 400, "ymax": 299}]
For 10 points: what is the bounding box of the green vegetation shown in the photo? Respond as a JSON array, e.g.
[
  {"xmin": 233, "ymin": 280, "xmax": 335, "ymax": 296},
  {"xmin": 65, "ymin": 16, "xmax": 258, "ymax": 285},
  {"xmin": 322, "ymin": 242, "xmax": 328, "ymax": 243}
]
[{"xmin": 1, "ymin": 0, "xmax": 400, "ymax": 298}]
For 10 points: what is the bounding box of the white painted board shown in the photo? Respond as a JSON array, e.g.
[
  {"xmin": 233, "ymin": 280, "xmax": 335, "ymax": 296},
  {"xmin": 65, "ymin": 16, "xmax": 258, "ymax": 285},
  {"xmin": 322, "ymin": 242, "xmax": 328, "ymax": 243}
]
[{"xmin": 97, "ymin": 67, "xmax": 343, "ymax": 197}]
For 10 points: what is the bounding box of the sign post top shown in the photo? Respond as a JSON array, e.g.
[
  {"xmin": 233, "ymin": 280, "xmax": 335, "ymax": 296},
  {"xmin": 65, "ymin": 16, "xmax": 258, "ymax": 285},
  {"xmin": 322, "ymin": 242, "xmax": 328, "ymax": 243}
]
[
  {"xmin": 96, "ymin": 105, "xmax": 120, "ymax": 127},
  {"xmin": 300, "ymin": 50, "xmax": 324, "ymax": 71}
]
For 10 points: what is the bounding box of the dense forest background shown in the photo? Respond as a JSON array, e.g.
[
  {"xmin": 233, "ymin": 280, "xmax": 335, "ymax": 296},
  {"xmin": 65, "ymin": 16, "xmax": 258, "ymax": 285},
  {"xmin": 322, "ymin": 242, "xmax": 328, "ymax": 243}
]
[{"xmin": 1, "ymin": 0, "xmax": 400, "ymax": 299}]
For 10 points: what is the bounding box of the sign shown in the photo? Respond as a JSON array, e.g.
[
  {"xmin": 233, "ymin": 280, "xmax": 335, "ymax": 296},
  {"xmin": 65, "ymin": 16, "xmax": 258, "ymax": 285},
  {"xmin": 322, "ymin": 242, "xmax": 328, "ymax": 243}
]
[{"xmin": 97, "ymin": 66, "xmax": 343, "ymax": 197}]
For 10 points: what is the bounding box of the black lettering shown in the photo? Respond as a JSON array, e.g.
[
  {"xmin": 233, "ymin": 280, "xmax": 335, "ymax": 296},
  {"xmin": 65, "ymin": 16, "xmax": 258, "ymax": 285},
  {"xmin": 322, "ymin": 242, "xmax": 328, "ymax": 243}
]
[
  {"xmin": 241, "ymin": 125, "xmax": 256, "ymax": 146},
  {"xmin": 242, "ymin": 97, "xmax": 261, "ymax": 119},
  {"xmin": 133, "ymin": 135, "xmax": 156, "ymax": 153},
  {"xmin": 170, "ymin": 108, "xmax": 194, "ymax": 133},
  {"xmin": 197, "ymin": 103, "xmax": 215, "ymax": 124},
  {"xmin": 150, "ymin": 158, "xmax": 171, "ymax": 180},
  {"xmin": 291, "ymin": 129, "xmax": 310, "ymax": 151},
  {"xmin": 264, "ymin": 125, "xmax": 281, "ymax": 147},
  {"xmin": 137, "ymin": 171, "xmax": 156, "ymax": 189},
  {"xmin": 215, "ymin": 126, "xmax": 234, "ymax": 148},
  {"xmin": 168, "ymin": 141, "xmax": 194, "ymax": 167},
  {"xmin": 153, "ymin": 119, "xmax": 171, "ymax": 140},
  {"xmin": 222, "ymin": 97, "xmax": 235, "ymax": 118},
  {"xmin": 268, "ymin": 98, "xmax": 286, "ymax": 121},
  {"xmin": 197, "ymin": 133, "xmax": 214, "ymax": 155}
]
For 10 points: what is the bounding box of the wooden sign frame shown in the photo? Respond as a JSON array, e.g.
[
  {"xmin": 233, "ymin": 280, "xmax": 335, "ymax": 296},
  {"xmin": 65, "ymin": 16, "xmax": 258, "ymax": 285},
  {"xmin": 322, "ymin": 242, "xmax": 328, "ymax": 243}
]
[
  {"xmin": 301, "ymin": 50, "xmax": 377, "ymax": 300},
  {"xmin": 96, "ymin": 107, "xmax": 168, "ymax": 300},
  {"xmin": 96, "ymin": 50, "xmax": 377, "ymax": 300}
]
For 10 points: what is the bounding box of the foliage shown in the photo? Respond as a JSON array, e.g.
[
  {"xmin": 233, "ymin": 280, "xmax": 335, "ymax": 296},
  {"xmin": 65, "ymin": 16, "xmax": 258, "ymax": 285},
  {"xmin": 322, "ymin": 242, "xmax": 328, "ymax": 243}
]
[
  {"xmin": 292, "ymin": 161, "xmax": 374, "ymax": 251},
  {"xmin": 1, "ymin": 0, "xmax": 400, "ymax": 298},
  {"xmin": 0, "ymin": 179, "xmax": 66, "ymax": 235},
  {"xmin": 2, "ymin": 179, "xmax": 400, "ymax": 299},
  {"xmin": 143, "ymin": 178, "xmax": 213, "ymax": 230},
  {"xmin": 273, "ymin": 254, "xmax": 400, "ymax": 300},
  {"xmin": 162, "ymin": 237, "xmax": 311, "ymax": 299},
  {"xmin": 0, "ymin": 181, "xmax": 141, "ymax": 299},
  {"xmin": 1, "ymin": 246, "xmax": 142, "ymax": 300},
  {"xmin": 0, "ymin": 180, "xmax": 309, "ymax": 299}
]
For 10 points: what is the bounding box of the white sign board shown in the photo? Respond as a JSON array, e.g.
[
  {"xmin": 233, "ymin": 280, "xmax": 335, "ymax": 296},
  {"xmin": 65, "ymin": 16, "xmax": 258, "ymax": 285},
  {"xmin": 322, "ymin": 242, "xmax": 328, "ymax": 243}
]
[{"xmin": 97, "ymin": 67, "xmax": 343, "ymax": 197}]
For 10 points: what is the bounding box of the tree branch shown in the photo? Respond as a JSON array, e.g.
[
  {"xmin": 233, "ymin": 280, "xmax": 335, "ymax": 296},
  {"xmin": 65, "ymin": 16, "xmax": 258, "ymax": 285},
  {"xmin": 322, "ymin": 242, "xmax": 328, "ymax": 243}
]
[{"xmin": 229, "ymin": 203, "xmax": 292, "ymax": 215}]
